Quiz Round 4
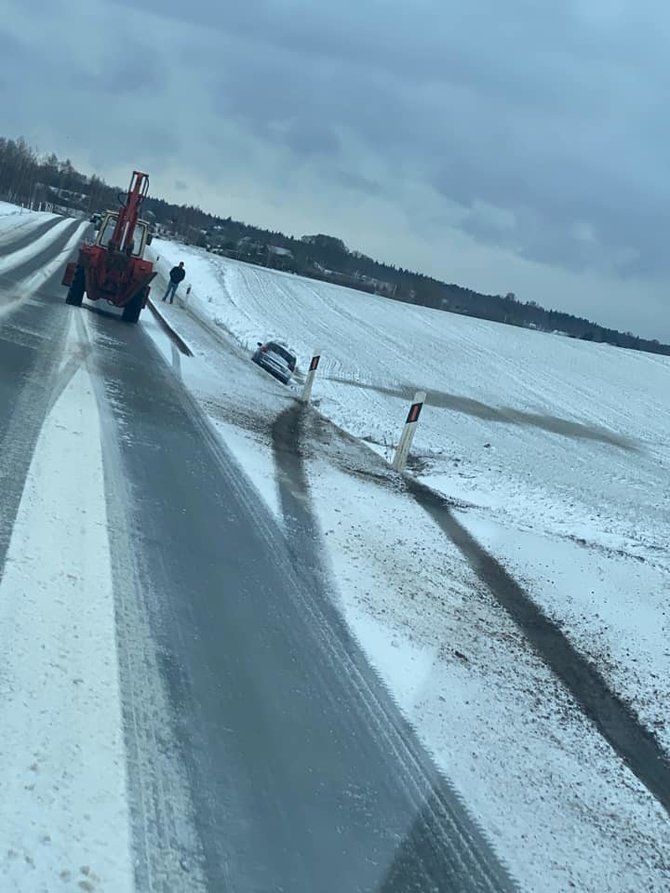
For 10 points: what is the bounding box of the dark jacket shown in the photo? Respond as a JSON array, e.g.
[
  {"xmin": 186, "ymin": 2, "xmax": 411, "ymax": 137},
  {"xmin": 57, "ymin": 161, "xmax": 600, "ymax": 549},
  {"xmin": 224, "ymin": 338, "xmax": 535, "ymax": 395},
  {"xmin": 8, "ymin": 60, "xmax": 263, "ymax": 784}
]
[{"xmin": 170, "ymin": 265, "xmax": 186, "ymax": 284}]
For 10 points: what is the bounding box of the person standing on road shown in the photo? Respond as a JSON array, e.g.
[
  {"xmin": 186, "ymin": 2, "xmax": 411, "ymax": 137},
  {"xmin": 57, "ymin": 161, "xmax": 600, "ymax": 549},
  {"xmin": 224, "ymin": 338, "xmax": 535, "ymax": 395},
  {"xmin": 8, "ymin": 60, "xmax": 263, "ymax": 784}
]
[{"xmin": 162, "ymin": 262, "xmax": 186, "ymax": 304}]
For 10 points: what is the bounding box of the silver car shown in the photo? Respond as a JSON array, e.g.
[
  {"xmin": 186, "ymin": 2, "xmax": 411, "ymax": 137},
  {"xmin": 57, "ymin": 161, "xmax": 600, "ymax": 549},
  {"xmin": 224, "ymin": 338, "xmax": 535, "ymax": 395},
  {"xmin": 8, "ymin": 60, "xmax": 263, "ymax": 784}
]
[{"xmin": 252, "ymin": 340, "xmax": 297, "ymax": 385}]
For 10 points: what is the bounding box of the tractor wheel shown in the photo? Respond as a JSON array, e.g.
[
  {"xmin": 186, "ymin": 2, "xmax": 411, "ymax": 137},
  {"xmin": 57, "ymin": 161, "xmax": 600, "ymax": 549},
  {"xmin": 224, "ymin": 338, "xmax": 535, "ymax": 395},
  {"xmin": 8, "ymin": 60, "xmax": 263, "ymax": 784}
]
[
  {"xmin": 122, "ymin": 288, "xmax": 145, "ymax": 323},
  {"xmin": 65, "ymin": 268, "xmax": 85, "ymax": 306}
]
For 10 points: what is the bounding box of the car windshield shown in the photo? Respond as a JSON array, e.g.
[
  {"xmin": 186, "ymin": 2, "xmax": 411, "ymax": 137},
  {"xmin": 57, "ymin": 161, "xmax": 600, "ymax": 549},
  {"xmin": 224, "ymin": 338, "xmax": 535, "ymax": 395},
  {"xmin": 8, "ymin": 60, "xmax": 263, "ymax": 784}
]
[{"xmin": 267, "ymin": 343, "xmax": 296, "ymax": 369}]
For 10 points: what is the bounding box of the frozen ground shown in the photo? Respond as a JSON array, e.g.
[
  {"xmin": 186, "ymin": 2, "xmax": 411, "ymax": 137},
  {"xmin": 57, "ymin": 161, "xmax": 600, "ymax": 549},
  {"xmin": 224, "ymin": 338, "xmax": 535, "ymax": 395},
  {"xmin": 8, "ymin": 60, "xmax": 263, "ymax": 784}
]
[{"xmin": 145, "ymin": 242, "xmax": 670, "ymax": 891}]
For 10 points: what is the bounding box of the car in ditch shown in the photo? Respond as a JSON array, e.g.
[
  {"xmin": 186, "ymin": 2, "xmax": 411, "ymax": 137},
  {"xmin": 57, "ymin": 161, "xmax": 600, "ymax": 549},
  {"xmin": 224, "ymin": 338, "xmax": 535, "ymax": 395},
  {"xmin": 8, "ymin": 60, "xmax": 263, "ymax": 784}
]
[{"xmin": 252, "ymin": 340, "xmax": 297, "ymax": 385}]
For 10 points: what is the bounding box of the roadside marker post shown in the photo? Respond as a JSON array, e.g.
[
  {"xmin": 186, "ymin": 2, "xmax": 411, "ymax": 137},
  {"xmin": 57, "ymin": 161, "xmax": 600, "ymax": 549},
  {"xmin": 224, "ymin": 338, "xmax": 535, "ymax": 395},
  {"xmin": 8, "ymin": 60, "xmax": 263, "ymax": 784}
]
[
  {"xmin": 300, "ymin": 351, "xmax": 321, "ymax": 403},
  {"xmin": 392, "ymin": 391, "xmax": 427, "ymax": 472}
]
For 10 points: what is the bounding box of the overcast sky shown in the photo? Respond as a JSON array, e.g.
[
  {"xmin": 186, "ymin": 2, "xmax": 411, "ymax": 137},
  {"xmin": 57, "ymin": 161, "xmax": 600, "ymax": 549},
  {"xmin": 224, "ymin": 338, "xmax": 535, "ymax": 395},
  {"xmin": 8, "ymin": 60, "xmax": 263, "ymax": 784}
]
[{"xmin": 2, "ymin": 0, "xmax": 669, "ymax": 339}]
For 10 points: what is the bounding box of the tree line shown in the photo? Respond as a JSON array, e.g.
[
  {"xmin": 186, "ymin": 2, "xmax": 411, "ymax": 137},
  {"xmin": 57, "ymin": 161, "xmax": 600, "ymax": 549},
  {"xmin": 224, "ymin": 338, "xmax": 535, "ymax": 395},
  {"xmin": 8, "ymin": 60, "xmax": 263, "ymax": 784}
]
[{"xmin": 1, "ymin": 135, "xmax": 668, "ymax": 356}]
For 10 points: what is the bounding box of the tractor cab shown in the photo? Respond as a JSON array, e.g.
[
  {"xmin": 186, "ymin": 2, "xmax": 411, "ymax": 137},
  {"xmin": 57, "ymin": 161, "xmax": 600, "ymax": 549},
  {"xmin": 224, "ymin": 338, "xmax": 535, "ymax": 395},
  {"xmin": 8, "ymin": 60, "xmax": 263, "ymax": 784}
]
[{"xmin": 96, "ymin": 211, "xmax": 153, "ymax": 259}]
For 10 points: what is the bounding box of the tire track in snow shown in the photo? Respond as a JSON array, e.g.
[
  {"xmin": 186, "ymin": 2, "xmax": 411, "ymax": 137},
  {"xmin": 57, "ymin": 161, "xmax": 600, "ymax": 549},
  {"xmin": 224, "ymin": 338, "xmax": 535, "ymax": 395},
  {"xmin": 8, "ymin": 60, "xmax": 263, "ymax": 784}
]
[
  {"xmin": 0, "ymin": 213, "xmax": 62, "ymax": 251},
  {"xmin": 326, "ymin": 377, "xmax": 639, "ymax": 452},
  {"xmin": 0, "ymin": 219, "xmax": 84, "ymax": 322},
  {"xmin": 0, "ymin": 216, "xmax": 78, "ymax": 280},
  {"xmin": 271, "ymin": 403, "xmax": 330, "ymax": 595},
  {"xmin": 405, "ymin": 477, "xmax": 670, "ymax": 818},
  {"xmin": 272, "ymin": 398, "xmax": 670, "ymax": 846},
  {"xmin": 270, "ymin": 403, "xmax": 517, "ymax": 893},
  {"xmin": 83, "ymin": 313, "xmax": 208, "ymax": 892}
]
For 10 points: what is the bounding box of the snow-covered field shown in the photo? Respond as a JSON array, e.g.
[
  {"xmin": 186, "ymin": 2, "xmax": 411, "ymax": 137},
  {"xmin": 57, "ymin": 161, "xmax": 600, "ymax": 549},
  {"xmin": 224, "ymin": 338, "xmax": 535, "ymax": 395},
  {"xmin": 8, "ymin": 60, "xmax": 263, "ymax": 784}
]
[
  {"xmin": 153, "ymin": 244, "xmax": 669, "ymax": 552},
  {"xmin": 148, "ymin": 241, "xmax": 670, "ymax": 891}
]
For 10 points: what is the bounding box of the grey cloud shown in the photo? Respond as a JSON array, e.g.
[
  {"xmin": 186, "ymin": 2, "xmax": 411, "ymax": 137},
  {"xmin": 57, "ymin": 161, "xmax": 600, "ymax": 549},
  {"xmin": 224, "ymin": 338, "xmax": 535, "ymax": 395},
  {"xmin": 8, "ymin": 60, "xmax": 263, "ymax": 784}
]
[
  {"xmin": 214, "ymin": 57, "xmax": 397, "ymax": 159},
  {"xmin": 146, "ymin": 0, "xmax": 670, "ymax": 278},
  {"xmin": 84, "ymin": 120, "xmax": 180, "ymax": 169},
  {"xmin": 0, "ymin": 9, "xmax": 178, "ymax": 169},
  {"xmin": 283, "ymin": 120, "xmax": 340, "ymax": 157},
  {"xmin": 83, "ymin": 53, "xmax": 162, "ymax": 96},
  {"xmin": 4, "ymin": 0, "xmax": 670, "ymax": 336},
  {"xmin": 332, "ymin": 171, "xmax": 382, "ymax": 197},
  {"xmin": 113, "ymin": 0, "xmax": 668, "ymax": 133},
  {"xmin": 111, "ymin": 1, "xmax": 590, "ymax": 93}
]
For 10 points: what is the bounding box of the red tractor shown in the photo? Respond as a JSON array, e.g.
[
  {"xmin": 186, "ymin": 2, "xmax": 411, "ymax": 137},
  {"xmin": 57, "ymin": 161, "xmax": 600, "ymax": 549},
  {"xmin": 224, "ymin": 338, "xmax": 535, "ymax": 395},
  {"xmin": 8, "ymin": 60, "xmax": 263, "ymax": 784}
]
[{"xmin": 62, "ymin": 170, "xmax": 156, "ymax": 323}]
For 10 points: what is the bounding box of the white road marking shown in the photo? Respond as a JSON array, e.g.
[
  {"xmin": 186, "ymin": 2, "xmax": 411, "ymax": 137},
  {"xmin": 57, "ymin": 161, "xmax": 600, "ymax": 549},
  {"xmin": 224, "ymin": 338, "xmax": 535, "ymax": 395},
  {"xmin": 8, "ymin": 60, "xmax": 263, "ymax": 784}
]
[{"xmin": 0, "ymin": 328, "xmax": 133, "ymax": 891}]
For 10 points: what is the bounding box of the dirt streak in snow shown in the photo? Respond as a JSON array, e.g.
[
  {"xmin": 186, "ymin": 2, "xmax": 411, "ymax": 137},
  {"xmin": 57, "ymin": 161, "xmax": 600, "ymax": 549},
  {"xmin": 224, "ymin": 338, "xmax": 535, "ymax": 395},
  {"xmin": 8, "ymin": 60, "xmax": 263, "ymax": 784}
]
[
  {"xmin": 269, "ymin": 404, "xmax": 517, "ymax": 892},
  {"xmin": 326, "ymin": 376, "xmax": 639, "ymax": 452},
  {"xmin": 406, "ymin": 477, "xmax": 670, "ymax": 817}
]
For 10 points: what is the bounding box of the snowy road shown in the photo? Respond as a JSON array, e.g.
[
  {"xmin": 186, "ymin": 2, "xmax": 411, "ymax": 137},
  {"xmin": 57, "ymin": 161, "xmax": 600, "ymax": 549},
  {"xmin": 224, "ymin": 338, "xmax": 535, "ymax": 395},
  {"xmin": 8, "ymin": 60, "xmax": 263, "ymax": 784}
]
[
  {"xmin": 0, "ymin": 215, "xmax": 514, "ymax": 890},
  {"xmin": 0, "ymin": 212, "xmax": 63, "ymax": 253}
]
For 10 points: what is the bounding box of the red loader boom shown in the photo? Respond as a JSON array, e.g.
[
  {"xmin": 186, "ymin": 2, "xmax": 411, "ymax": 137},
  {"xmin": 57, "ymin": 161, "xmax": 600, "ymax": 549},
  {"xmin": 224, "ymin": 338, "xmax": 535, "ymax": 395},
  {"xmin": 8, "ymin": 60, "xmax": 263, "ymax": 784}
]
[{"xmin": 62, "ymin": 170, "xmax": 157, "ymax": 323}]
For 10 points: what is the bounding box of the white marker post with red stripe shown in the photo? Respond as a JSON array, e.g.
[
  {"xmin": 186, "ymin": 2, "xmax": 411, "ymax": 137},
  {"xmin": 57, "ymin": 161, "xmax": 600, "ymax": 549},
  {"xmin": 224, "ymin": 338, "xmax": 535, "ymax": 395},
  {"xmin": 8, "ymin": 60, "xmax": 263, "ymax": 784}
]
[
  {"xmin": 300, "ymin": 351, "xmax": 321, "ymax": 403},
  {"xmin": 392, "ymin": 391, "xmax": 427, "ymax": 472}
]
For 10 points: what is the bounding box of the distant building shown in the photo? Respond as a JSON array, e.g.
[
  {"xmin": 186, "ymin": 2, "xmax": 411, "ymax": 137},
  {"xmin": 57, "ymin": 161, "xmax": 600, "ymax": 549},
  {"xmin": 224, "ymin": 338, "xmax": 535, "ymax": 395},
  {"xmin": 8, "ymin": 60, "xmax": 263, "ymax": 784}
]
[
  {"xmin": 268, "ymin": 246, "xmax": 293, "ymax": 259},
  {"xmin": 267, "ymin": 245, "xmax": 294, "ymax": 270},
  {"xmin": 237, "ymin": 237, "xmax": 264, "ymax": 253},
  {"xmin": 352, "ymin": 271, "xmax": 396, "ymax": 295}
]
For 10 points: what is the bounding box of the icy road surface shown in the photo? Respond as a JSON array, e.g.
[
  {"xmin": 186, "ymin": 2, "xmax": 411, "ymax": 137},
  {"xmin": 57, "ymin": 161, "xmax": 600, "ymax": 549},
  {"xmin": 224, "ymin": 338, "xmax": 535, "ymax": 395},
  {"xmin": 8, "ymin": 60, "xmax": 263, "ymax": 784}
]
[{"xmin": 0, "ymin": 211, "xmax": 513, "ymax": 890}]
